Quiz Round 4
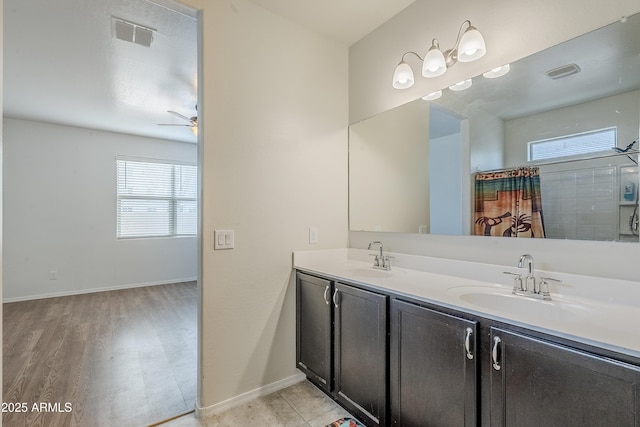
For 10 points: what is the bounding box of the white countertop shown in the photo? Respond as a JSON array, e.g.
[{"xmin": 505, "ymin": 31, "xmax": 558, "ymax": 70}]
[{"xmin": 293, "ymin": 248, "xmax": 640, "ymax": 360}]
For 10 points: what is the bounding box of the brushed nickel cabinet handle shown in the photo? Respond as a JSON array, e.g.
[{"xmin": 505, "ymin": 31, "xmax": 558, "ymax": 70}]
[
  {"xmin": 332, "ymin": 289, "xmax": 339, "ymax": 308},
  {"xmin": 464, "ymin": 327, "xmax": 474, "ymax": 360},
  {"xmin": 323, "ymin": 285, "xmax": 330, "ymax": 305},
  {"xmin": 492, "ymin": 336, "xmax": 502, "ymax": 371}
]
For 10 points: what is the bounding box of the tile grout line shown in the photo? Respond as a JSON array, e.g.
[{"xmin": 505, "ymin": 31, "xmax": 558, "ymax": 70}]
[{"xmin": 276, "ymin": 389, "xmax": 312, "ymax": 426}]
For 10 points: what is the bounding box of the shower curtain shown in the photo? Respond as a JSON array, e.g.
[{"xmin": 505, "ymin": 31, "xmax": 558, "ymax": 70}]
[{"xmin": 474, "ymin": 167, "xmax": 545, "ymax": 238}]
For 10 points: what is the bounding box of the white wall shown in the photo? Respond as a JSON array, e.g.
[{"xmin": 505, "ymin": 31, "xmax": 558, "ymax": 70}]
[
  {"xmin": 430, "ymin": 132, "xmax": 463, "ymax": 235},
  {"xmin": 349, "ymin": 99, "xmax": 430, "ymax": 233},
  {"xmin": 349, "ymin": 0, "xmax": 640, "ymax": 281},
  {"xmin": 3, "ymin": 118, "xmax": 197, "ymax": 301},
  {"xmin": 195, "ymin": 0, "xmax": 348, "ymax": 412},
  {"xmin": 504, "ymin": 90, "xmax": 640, "ymax": 167},
  {"xmin": 434, "ymin": 94, "xmax": 504, "ymax": 173}
]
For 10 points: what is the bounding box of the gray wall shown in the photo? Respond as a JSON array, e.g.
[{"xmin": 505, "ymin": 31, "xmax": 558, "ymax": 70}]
[{"xmin": 3, "ymin": 118, "xmax": 197, "ymax": 301}]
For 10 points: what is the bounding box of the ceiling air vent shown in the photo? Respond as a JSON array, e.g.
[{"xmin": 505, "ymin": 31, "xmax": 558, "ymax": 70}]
[
  {"xmin": 112, "ymin": 17, "xmax": 156, "ymax": 48},
  {"xmin": 546, "ymin": 63, "xmax": 581, "ymax": 80}
]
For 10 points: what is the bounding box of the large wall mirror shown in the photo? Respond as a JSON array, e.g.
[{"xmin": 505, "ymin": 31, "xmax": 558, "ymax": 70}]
[{"xmin": 349, "ymin": 13, "xmax": 640, "ymax": 242}]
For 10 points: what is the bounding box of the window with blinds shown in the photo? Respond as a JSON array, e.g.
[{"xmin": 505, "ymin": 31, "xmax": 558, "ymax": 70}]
[
  {"xmin": 528, "ymin": 127, "xmax": 617, "ymax": 162},
  {"xmin": 116, "ymin": 158, "xmax": 197, "ymax": 238}
]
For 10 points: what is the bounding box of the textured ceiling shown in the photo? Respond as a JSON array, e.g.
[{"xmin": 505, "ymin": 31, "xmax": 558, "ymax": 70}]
[{"xmin": 4, "ymin": 0, "xmax": 198, "ymax": 143}]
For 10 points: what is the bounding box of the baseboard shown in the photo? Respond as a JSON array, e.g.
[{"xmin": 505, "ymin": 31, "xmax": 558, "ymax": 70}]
[
  {"xmin": 2, "ymin": 277, "xmax": 198, "ymax": 303},
  {"xmin": 195, "ymin": 371, "xmax": 307, "ymax": 419}
]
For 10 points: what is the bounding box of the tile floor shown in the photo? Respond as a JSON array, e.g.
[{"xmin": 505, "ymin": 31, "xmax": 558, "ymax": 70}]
[{"xmin": 158, "ymin": 380, "xmax": 353, "ymax": 427}]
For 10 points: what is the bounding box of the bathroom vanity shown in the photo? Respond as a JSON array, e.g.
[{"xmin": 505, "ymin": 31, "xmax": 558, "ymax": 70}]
[{"xmin": 293, "ymin": 249, "xmax": 640, "ymax": 427}]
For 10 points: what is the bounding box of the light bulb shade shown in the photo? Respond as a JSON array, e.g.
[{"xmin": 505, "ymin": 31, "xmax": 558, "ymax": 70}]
[
  {"xmin": 422, "ymin": 45, "xmax": 447, "ymax": 77},
  {"xmin": 393, "ymin": 61, "xmax": 415, "ymax": 89},
  {"xmin": 483, "ymin": 64, "xmax": 510, "ymax": 79},
  {"xmin": 449, "ymin": 79, "xmax": 472, "ymax": 91},
  {"xmin": 458, "ymin": 26, "xmax": 486, "ymax": 62},
  {"xmin": 421, "ymin": 90, "xmax": 442, "ymax": 101}
]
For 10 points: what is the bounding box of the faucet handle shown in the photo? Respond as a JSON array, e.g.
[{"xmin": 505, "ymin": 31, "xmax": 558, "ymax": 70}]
[
  {"xmin": 381, "ymin": 255, "xmax": 392, "ymax": 270},
  {"xmin": 539, "ymin": 276, "xmax": 562, "ymax": 300},
  {"xmin": 503, "ymin": 271, "xmax": 524, "ymax": 292}
]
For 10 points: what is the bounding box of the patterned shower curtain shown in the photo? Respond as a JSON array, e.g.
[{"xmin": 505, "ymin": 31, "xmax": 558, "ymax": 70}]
[{"xmin": 474, "ymin": 167, "xmax": 545, "ymax": 238}]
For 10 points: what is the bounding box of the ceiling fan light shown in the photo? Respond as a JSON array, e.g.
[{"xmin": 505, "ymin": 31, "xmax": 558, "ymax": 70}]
[
  {"xmin": 483, "ymin": 64, "xmax": 510, "ymax": 78},
  {"xmin": 422, "ymin": 42, "xmax": 447, "ymax": 77},
  {"xmin": 421, "ymin": 90, "xmax": 442, "ymax": 101},
  {"xmin": 393, "ymin": 61, "xmax": 415, "ymax": 89},
  {"xmin": 449, "ymin": 79, "xmax": 473, "ymax": 91},
  {"xmin": 458, "ymin": 25, "xmax": 486, "ymax": 62}
]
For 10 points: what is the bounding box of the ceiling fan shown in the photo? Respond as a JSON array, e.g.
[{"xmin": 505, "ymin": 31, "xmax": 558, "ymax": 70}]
[{"xmin": 158, "ymin": 109, "xmax": 198, "ymax": 136}]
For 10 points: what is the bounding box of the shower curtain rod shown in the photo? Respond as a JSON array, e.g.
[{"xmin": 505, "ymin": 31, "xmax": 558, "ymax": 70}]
[{"xmin": 475, "ymin": 149, "xmax": 640, "ymax": 174}]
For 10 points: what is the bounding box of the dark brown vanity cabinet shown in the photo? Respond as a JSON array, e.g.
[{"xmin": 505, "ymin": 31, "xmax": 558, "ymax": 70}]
[
  {"xmin": 296, "ymin": 272, "xmax": 333, "ymax": 393},
  {"xmin": 296, "ymin": 272, "xmax": 388, "ymax": 426},
  {"xmin": 296, "ymin": 270, "xmax": 640, "ymax": 427},
  {"xmin": 334, "ymin": 282, "xmax": 388, "ymax": 427},
  {"xmin": 489, "ymin": 327, "xmax": 640, "ymax": 427},
  {"xmin": 390, "ymin": 299, "xmax": 478, "ymax": 427}
]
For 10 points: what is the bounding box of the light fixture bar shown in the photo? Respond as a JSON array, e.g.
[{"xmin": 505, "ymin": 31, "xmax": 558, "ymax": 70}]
[{"xmin": 392, "ymin": 20, "xmax": 487, "ymax": 89}]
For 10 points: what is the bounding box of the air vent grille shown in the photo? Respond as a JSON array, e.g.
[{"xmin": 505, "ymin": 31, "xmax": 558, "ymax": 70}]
[
  {"xmin": 546, "ymin": 63, "xmax": 581, "ymax": 80},
  {"xmin": 112, "ymin": 17, "xmax": 156, "ymax": 48}
]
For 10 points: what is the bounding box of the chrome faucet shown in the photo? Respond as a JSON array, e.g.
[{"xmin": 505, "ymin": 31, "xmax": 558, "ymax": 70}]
[
  {"xmin": 368, "ymin": 241, "xmax": 391, "ymax": 270},
  {"xmin": 503, "ymin": 254, "xmax": 561, "ymax": 301},
  {"xmin": 518, "ymin": 254, "xmax": 536, "ymax": 293}
]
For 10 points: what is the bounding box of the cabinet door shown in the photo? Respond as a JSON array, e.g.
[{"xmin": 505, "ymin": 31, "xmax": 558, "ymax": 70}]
[
  {"xmin": 490, "ymin": 327, "xmax": 640, "ymax": 427},
  {"xmin": 390, "ymin": 299, "xmax": 478, "ymax": 427},
  {"xmin": 334, "ymin": 282, "xmax": 388, "ymax": 427},
  {"xmin": 296, "ymin": 272, "xmax": 333, "ymax": 393}
]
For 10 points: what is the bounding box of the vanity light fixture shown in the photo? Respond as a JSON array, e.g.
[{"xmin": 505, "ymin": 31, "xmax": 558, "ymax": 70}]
[
  {"xmin": 421, "ymin": 90, "xmax": 443, "ymax": 101},
  {"xmin": 392, "ymin": 20, "xmax": 487, "ymax": 89},
  {"xmin": 483, "ymin": 64, "xmax": 510, "ymax": 78},
  {"xmin": 449, "ymin": 79, "xmax": 473, "ymax": 91},
  {"xmin": 392, "ymin": 53, "xmax": 419, "ymax": 89}
]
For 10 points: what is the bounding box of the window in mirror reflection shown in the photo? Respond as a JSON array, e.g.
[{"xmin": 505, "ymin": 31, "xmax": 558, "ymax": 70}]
[{"xmin": 528, "ymin": 127, "xmax": 617, "ymax": 161}]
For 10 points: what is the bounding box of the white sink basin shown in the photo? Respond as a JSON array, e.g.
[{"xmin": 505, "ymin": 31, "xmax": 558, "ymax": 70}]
[
  {"xmin": 448, "ymin": 286, "xmax": 590, "ymax": 321},
  {"xmin": 344, "ymin": 267, "xmax": 393, "ymax": 279}
]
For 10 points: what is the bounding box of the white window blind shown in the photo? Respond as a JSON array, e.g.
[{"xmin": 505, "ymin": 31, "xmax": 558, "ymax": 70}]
[
  {"xmin": 528, "ymin": 127, "xmax": 617, "ymax": 162},
  {"xmin": 117, "ymin": 158, "xmax": 197, "ymax": 238}
]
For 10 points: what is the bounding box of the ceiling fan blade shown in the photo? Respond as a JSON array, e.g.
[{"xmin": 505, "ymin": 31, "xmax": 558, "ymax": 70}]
[{"xmin": 167, "ymin": 110, "xmax": 192, "ymax": 122}]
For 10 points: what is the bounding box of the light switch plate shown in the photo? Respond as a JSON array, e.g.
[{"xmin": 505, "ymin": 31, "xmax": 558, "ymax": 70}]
[{"xmin": 214, "ymin": 230, "xmax": 235, "ymax": 250}]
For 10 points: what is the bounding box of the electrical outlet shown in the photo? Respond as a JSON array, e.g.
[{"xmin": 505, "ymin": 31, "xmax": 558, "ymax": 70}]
[
  {"xmin": 309, "ymin": 227, "xmax": 319, "ymax": 244},
  {"xmin": 49, "ymin": 270, "xmax": 58, "ymax": 280}
]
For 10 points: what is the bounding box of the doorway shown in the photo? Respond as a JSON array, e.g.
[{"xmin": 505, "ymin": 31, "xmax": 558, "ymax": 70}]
[{"xmin": 2, "ymin": 0, "xmax": 201, "ymax": 424}]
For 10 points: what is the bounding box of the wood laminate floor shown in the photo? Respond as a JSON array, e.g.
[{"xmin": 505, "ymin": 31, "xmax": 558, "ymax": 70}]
[{"xmin": 3, "ymin": 281, "xmax": 197, "ymax": 427}]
